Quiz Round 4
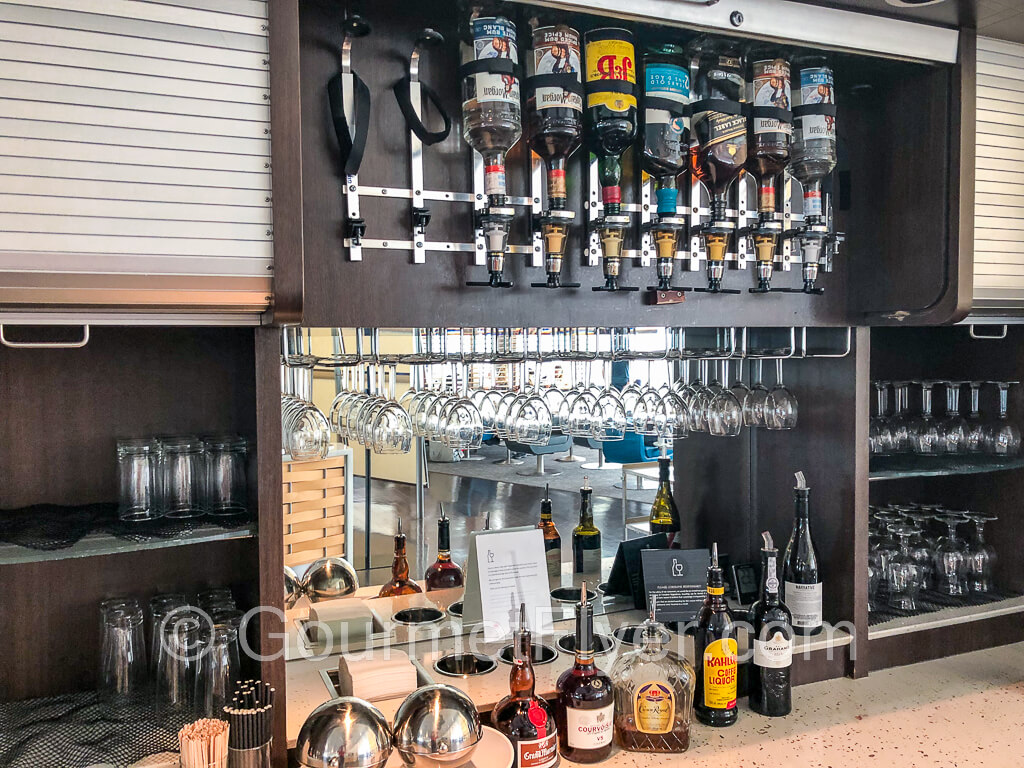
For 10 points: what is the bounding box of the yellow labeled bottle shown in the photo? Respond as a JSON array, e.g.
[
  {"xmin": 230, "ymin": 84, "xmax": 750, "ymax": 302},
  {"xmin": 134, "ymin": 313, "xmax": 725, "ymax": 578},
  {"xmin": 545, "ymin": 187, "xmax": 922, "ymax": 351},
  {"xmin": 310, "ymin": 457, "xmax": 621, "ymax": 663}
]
[{"xmin": 694, "ymin": 543, "xmax": 738, "ymax": 726}]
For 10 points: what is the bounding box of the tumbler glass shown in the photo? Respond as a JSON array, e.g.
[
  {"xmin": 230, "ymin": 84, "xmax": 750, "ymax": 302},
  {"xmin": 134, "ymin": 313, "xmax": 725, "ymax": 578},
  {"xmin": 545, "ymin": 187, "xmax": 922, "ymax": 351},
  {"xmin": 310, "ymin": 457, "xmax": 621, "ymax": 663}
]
[
  {"xmin": 100, "ymin": 605, "xmax": 147, "ymax": 702},
  {"xmin": 162, "ymin": 437, "xmax": 206, "ymax": 519},
  {"xmin": 117, "ymin": 439, "xmax": 158, "ymax": 521},
  {"xmin": 204, "ymin": 435, "xmax": 248, "ymax": 516},
  {"xmin": 196, "ymin": 623, "xmax": 241, "ymax": 719},
  {"xmin": 155, "ymin": 613, "xmax": 203, "ymax": 717}
]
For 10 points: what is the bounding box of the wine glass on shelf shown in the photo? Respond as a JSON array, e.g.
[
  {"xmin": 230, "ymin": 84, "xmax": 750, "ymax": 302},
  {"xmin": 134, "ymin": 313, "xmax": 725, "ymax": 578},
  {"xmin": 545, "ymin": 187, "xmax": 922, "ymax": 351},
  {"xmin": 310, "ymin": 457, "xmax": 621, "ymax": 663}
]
[
  {"xmin": 764, "ymin": 358, "xmax": 798, "ymax": 430},
  {"xmin": 889, "ymin": 381, "xmax": 913, "ymax": 454},
  {"xmin": 963, "ymin": 380, "xmax": 987, "ymax": 454},
  {"xmin": 935, "ymin": 380, "xmax": 968, "ymax": 456},
  {"xmin": 869, "ymin": 380, "xmax": 896, "ymax": 456},
  {"xmin": 742, "ymin": 358, "xmax": 769, "ymax": 428},
  {"xmin": 886, "ymin": 525, "xmax": 924, "ymax": 611},
  {"xmin": 983, "ymin": 381, "xmax": 1021, "ymax": 456},
  {"xmin": 964, "ymin": 512, "xmax": 998, "ymax": 593},
  {"xmin": 907, "ymin": 380, "xmax": 943, "ymax": 455},
  {"xmin": 932, "ymin": 513, "xmax": 969, "ymax": 597}
]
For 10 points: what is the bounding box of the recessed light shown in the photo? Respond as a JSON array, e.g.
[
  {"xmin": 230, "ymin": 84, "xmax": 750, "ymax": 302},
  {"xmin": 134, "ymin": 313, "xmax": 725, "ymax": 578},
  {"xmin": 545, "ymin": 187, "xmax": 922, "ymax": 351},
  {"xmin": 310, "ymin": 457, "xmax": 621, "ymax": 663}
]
[{"xmin": 884, "ymin": 0, "xmax": 947, "ymax": 6}]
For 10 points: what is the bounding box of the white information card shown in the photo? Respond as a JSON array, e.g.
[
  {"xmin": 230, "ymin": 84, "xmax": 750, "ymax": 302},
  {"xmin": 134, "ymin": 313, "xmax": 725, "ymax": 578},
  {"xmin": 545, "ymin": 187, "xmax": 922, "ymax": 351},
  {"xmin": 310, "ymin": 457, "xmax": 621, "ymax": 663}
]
[{"xmin": 468, "ymin": 527, "xmax": 553, "ymax": 642}]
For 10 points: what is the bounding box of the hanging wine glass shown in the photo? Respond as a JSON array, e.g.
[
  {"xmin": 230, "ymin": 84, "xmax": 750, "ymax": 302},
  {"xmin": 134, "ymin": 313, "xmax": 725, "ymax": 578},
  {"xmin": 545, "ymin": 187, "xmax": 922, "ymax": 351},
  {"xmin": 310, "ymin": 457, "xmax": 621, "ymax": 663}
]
[
  {"xmin": 963, "ymin": 380, "xmax": 987, "ymax": 454},
  {"xmin": 742, "ymin": 358, "xmax": 769, "ymax": 428},
  {"xmin": 889, "ymin": 381, "xmax": 914, "ymax": 454},
  {"xmin": 907, "ymin": 380, "xmax": 943, "ymax": 455},
  {"xmin": 708, "ymin": 359, "xmax": 743, "ymax": 437},
  {"xmin": 764, "ymin": 358, "xmax": 798, "ymax": 430}
]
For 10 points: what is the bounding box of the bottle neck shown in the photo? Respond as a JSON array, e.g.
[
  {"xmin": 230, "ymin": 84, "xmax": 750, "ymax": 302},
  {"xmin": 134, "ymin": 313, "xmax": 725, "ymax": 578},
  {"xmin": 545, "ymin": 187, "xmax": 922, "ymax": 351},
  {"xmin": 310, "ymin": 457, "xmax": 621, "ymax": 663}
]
[
  {"xmin": 759, "ymin": 549, "xmax": 780, "ymax": 606},
  {"xmin": 393, "ymin": 533, "xmax": 410, "ymax": 579},
  {"xmin": 575, "ymin": 600, "xmax": 594, "ymax": 665},
  {"xmin": 579, "ymin": 490, "xmax": 594, "ymax": 527},
  {"xmin": 510, "ymin": 628, "xmax": 537, "ymax": 699},
  {"xmin": 658, "ymin": 457, "xmax": 671, "ymax": 488},
  {"xmin": 794, "ymin": 489, "xmax": 810, "ymax": 521},
  {"xmin": 437, "ymin": 518, "xmax": 451, "ymax": 555},
  {"xmin": 539, "ymin": 498, "xmax": 553, "ymax": 523}
]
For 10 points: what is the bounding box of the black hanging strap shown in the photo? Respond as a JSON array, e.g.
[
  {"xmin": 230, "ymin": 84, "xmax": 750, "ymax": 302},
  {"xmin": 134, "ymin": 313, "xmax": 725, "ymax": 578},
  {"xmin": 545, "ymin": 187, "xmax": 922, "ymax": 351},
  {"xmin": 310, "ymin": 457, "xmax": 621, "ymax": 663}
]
[
  {"xmin": 524, "ymin": 73, "xmax": 584, "ymax": 99},
  {"xmin": 327, "ymin": 68, "xmax": 371, "ymax": 175},
  {"xmin": 749, "ymin": 105, "xmax": 792, "ymax": 124},
  {"xmin": 689, "ymin": 97, "xmax": 745, "ymax": 117},
  {"xmin": 793, "ymin": 103, "xmax": 838, "ymax": 117},
  {"xmin": 644, "ymin": 96, "xmax": 691, "ymax": 116},
  {"xmin": 584, "ymin": 78, "xmax": 635, "ymax": 96},
  {"xmin": 393, "ymin": 75, "xmax": 451, "ymax": 146},
  {"xmin": 457, "ymin": 57, "xmax": 521, "ymax": 81}
]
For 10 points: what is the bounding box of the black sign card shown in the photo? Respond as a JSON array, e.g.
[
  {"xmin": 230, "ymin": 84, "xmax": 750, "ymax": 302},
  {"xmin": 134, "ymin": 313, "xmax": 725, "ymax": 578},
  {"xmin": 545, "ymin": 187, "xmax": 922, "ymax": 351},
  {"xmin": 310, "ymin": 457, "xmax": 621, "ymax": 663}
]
[
  {"xmin": 640, "ymin": 548, "xmax": 710, "ymax": 624},
  {"xmin": 603, "ymin": 533, "xmax": 669, "ymax": 609}
]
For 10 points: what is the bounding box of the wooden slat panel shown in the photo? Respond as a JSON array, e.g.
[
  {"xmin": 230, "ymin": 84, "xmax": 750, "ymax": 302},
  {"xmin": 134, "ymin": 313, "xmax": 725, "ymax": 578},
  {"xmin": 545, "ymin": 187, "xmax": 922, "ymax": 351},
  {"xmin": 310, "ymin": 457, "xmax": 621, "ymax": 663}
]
[
  {"xmin": 284, "ymin": 496, "xmax": 346, "ymax": 516},
  {"xmin": 283, "ymin": 476, "xmax": 345, "ymax": 495},
  {"xmin": 284, "ymin": 525, "xmax": 345, "ymax": 545},
  {"xmin": 286, "ymin": 533, "xmax": 346, "ymax": 555},
  {"xmin": 284, "ymin": 455, "xmax": 347, "ymax": 473},
  {"xmin": 282, "ymin": 466, "xmax": 345, "ymax": 483}
]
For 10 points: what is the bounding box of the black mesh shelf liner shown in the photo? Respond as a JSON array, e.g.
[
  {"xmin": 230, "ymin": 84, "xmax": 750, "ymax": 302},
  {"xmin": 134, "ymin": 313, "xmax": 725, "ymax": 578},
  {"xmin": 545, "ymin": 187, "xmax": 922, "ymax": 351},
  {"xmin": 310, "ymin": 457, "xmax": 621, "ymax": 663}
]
[
  {"xmin": 0, "ymin": 503, "xmax": 255, "ymax": 551},
  {"xmin": 0, "ymin": 688, "xmax": 187, "ymax": 768},
  {"xmin": 869, "ymin": 586, "xmax": 1022, "ymax": 626}
]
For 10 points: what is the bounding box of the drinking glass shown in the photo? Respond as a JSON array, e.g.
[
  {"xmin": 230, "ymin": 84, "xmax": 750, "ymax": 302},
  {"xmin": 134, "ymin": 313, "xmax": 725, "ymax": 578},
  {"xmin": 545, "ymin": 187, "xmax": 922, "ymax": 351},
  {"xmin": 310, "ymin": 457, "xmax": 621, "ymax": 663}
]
[
  {"xmin": 933, "ymin": 514, "xmax": 969, "ymax": 597},
  {"xmin": 196, "ymin": 623, "xmax": 241, "ymax": 719},
  {"xmin": 964, "ymin": 513, "xmax": 998, "ymax": 593},
  {"xmin": 686, "ymin": 361, "xmax": 712, "ymax": 433},
  {"xmin": 100, "ymin": 605, "xmax": 147, "ymax": 702},
  {"xmin": 708, "ymin": 360, "xmax": 743, "ymax": 437},
  {"xmin": 162, "ymin": 437, "xmax": 206, "ymax": 518},
  {"xmin": 155, "ymin": 611, "xmax": 203, "ymax": 717},
  {"xmin": 764, "ymin": 359, "xmax": 798, "ymax": 430},
  {"xmin": 742, "ymin": 359, "xmax": 769, "ymax": 427},
  {"xmin": 567, "ymin": 389, "xmax": 599, "ymax": 437},
  {"xmin": 118, "ymin": 438, "xmax": 159, "ymax": 521},
  {"xmin": 869, "ymin": 381, "xmax": 896, "ymax": 456},
  {"xmin": 867, "ymin": 559, "xmax": 880, "ymax": 613},
  {"xmin": 729, "ymin": 358, "xmax": 751, "ymax": 405},
  {"xmin": 908, "ymin": 380, "xmax": 943, "ymax": 455},
  {"xmin": 542, "ymin": 387, "xmax": 567, "ymax": 432},
  {"xmin": 371, "ymin": 366, "xmax": 414, "ymax": 454},
  {"xmin": 984, "ymin": 381, "xmax": 1021, "ymax": 456},
  {"xmin": 593, "ymin": 386, "xmax": 627, "ymax": 442},
  {"xmin": 886, "ymin": 525, "xmax": 923, "ymax": 611},
  {"xmin": 631, "ymin": 385, "xmax": 662, "ymax": 437},
  {"xmin": 964, "ymin": 381, "xmax": 987, "ymax": 454},
  {"xmin": 204, "ymin": 435, "xmax": 248, "ymax": 516},
  {"xmin": 936, "ymin": 380, "xmax": 968, "ymax": 455},
  {"xmin": 149, "ymin": 593, "xmax": 186, "ymax": 672},
  {"xmin": 655, "ymin": 388, "xmax": 689, "ymax": 440}
]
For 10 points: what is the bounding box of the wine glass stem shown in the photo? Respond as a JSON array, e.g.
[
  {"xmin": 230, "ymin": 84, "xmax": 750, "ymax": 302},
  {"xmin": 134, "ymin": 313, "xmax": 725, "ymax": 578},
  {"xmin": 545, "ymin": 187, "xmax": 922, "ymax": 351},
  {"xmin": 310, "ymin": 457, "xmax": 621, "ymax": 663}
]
[{"xmin": 776, "ymin": 358, "xmax": 784, "ymax": 387}]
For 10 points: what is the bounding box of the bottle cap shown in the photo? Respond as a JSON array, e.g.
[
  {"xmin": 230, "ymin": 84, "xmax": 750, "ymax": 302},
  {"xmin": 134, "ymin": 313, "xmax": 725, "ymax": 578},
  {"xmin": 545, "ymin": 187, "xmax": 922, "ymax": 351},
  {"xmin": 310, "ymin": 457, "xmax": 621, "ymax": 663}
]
[{"xmin": 541, "ymin": 484, "xmax": 552, "ymax": 516}]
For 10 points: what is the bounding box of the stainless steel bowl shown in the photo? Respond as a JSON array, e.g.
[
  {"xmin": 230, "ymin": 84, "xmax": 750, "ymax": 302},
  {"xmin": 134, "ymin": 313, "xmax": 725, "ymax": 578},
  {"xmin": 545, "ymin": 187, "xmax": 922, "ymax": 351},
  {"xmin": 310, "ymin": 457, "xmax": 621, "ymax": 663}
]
[
  {"xmin": 393, "ymin": 607, "xmax": 445, "ymax": 626},
  {"xmin": 393, "ymin": 685, "xmax": 483, "ymax": 768},
  {"xmin": 294, "ymin": 696, "xmax": 393, "ymax": 768},
  {"xmin": 303, "ymin": 556, "xmax": 359, "ymax": 602},
  {"xmin": 285, "ymin": 565, "xmax": 304, "ymax": 609}
]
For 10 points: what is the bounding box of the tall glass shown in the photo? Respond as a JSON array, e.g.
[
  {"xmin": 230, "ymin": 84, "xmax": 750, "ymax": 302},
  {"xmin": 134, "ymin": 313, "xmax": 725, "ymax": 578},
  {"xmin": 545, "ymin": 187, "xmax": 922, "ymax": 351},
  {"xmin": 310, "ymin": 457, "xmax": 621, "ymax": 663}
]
[
  {"xmin": 933, "ymin": 514, "xmax": 969, "ymax": 597},
  {"xmin": 869, "ymin": 381, "xmax": 895, "ymax": 456},
  {"xmin": 964, "ymin": 513, "xmax": 998, "ymax": 594},
  {"xmin": 886, "ymin": 525, "xmax": 922, "ymax": 611},
  {"xmin": 984, "ymin": 381, "xmax": 1021, "ymax": 456},
  {"xmin": 118, "ymin": 438, "xmax": 158, "ymax": 521},
  {"xmin": 936, "ymin": 381, "xmax": 968, "ymax": 455}
]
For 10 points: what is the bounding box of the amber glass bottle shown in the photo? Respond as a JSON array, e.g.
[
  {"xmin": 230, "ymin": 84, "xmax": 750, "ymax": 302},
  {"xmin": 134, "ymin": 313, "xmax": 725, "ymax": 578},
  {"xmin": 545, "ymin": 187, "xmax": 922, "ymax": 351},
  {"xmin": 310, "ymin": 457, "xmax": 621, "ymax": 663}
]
[
  {"xmin": 693, "ymin": 543, "xmax": 738, "ymax": 727},
  {"xmin": 377, "ymin": 519, "xmax": 423, "ymax": 597},
  {"xmin": 555, "ymin": 585, "xmax": 614, "ymax": 763},
  {"xmin": 537, "ymin": 485, "xmax": 562, "ymax": 579},
  {"xmin": 425, "ymin": 507, "xmax": 465, "ymax": 591},
  {"xmin": 492, "ymin": 604, "xmax": 561, "ymax": 768}
]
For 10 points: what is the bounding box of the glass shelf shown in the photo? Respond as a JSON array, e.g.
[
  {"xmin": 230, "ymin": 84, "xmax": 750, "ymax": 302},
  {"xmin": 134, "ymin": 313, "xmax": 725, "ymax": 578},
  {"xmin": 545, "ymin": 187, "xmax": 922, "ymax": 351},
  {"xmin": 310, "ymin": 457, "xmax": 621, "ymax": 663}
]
[
  {"xmin": 0, "ymin": 521, "xmax": 256, "ymax": 566},
  {"xmin": 868, "ymin": 454, "xmax": 1024, "ymax": 481},
  {"xmin": 868, "ymin": 593, "xmax": 1024, "ymax": 639}
]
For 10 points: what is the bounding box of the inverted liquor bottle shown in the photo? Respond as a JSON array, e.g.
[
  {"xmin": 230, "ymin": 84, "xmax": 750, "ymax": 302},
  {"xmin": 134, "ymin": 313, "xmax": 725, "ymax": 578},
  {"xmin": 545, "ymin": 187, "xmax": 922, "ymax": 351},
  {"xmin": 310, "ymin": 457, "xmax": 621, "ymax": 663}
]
[
  {"xmin": 425, "ymin": 505, "xmax": 465, "ymax": 591},
  {"xmin": 782, "ymin": 472, "xmax": 822, "ymax": 636},
  {"xmin": 584, "ymin": 28, "xmax": 638, "ymax": 292},
  {"xmin": 648, "ymin": 457, "xmax": 680, "ymax": 547},
  {"xmin": 641, "ymin": 44, "xmax": 690, "ymax": 293},
  {"xmin": 537, "ymin": 484, "xmax": 563, "ymax": 579},
  {"xmin": 694, "ymin": 543, "xmax": 738, "ymax": 727},
  {"xmin": 526, "ymin": 19, "xmax": 583, "ymax": 289},
  {"xmin": 555, "ymin": 585, "xmax": 614, "ymax": 763},
  {"xmin": 493, "ymin": 604, "xmax": 561, "ymax": 768},
  {"xmin": 610, "ymin": 597, "xmax": 694, "ymax": 753},
  {"xmin": 460, "ymin": 8, "xmax": 521, "ymax": 287},
  {"xmin": 690, "ymin": 40, "xmax": 747, "ymax": 292},
  {"xmin": 377, "ymin": 519, "xmax": 423, "ymax": 597},
  {"xmin": 747, "ymin": 531, "xmax": 793, "ymax": 717},
  {"xmin": 572, "ymin": 477, "xmax": 601, "ymax": 574},
  {"xmin": 745, "ymin": 50, "xmax": 791, "ymax": 293}
]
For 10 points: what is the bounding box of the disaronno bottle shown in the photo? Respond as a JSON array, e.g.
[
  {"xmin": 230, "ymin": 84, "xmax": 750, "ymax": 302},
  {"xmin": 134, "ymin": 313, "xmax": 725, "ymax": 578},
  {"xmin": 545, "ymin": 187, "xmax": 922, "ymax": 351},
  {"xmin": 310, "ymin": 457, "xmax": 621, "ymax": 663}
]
[
  {"xmin": 610, "ymin": 598, "xmax": 694, "ymax": 752},
  {"xmin": 693, "ymin": 543, "xmax": 738, "ymax": 727}
]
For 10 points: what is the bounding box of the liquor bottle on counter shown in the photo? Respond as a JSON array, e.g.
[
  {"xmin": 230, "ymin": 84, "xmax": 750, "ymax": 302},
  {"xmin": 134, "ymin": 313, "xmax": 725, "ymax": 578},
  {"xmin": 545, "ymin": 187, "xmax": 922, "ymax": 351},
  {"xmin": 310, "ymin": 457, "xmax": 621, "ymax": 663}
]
[
  {"xmin": 527, "ymin": 18, "xmax": 583, "ymax": 289},
  {"xmin": 782, "ymin": 472, "xmax": 822, "ymax": 636},
  {"xmin": 460, "ymin": 6, "xmax": 522, "ymax": 288},
  {"xmin": 745, "ymin": 50, "xmax": 791, "ymax": 293},
  {"xmin": 493, "ymin": 604, "xmax": 561, "ymax": 768},
  {"xmin": 584, "ymin": 28, "xmax": 638, "ymax": 292},
  {"xmin": 747, "ymin": 531, "xmax": 793, "ymax": 717},
  {"xmin": 648, "ymin": 456, "xmax": 680, "ymax": 547},
  {"xmin": 555, "ymin": 584, "xmax": 614, "ymax": 763},
  {"xmin": 424, "ymin": 505, "xmax": 465, "ymax": 591},
  {"xmin": 610, "ymin": 596, "xmax": 694, "ymax": 752},
  {"xmin": 694, "ymin": 543, "xmax": 738, "ymax": 727},
  {"xmin": 690, "ymin": 40, "xmax": 747, "ymax": 292},
  {"xmin": 572, "ymin": 477, "xmax": 601, "ymax": 574},
  {"xmin": 537, "ymin": 484, "xmax": 563, "ymax": 579},
  {"xmin": 641, "ymin": 44, "xmax": 690, "ymax": 296},
  {"xmin": 377, "ymin": 519, "xmax": 423, "ymax": 597}
]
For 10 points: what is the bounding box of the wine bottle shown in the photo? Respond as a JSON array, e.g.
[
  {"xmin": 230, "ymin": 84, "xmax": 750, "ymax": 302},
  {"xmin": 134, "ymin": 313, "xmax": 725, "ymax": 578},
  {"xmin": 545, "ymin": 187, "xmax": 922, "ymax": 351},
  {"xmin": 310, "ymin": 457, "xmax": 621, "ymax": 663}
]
[
  {"xmin": 572, "ymin": 477, "xmax": 601, "ymax": 574},
  {"xmin": 648, "ymin": 457, "xmax": 680, "ymax": 547},
  {"xmin": 424, "ymin": 505, "xmax": 465, "ymax": 591},
  {"xmin": 460, "ymin": 9, "xmax": 522, "ymax": 206},
  {"xmin": 641, "ymin": 44, "xmax": 690, "ymax": 216},
  {"xmin": 782, "ymin": 472, "xmax": 822, "ymax": 636},
  {"xmin": 746, "ymin": 51, "xmax": 791, "ymax": 218},
  {"xmin": 555, "ymin": 584, "xmax": 614, "ymax": 763},
  {"xmin": 694, "ymin": 543, "xmax": 738, "ymax": 727},
  {"xmin": 747, "ymin": 531, "xmax": 793, "ymax": 717},
  {"xmin": 493, "ymin": 604, "xmax": 561, "ymax": 768},
  {"xmin": 527, "ymin": 20, "xmax": 583, "ymax": 210},
  {"xmin": 790, "ymin": 55, "xmax": 836, "ymax": 222},
  {"xmin": 584, "ymin": 28, "xmax": 638, "ymax": 217},
  {"xmin": 537, "ymin": 484, "xmax": 563, "ymax": 579},
  {"xmin": 377, "ymin": 519, "xmax": 423, "ymax": 597}
]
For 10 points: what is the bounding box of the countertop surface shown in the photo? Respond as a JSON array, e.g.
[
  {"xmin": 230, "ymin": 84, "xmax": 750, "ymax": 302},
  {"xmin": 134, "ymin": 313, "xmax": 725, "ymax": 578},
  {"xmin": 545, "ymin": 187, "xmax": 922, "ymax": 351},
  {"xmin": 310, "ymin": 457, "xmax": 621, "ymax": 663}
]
[{"xmin": 283, "ymin": 640, "xmax": 1024, "ymax": 768}]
